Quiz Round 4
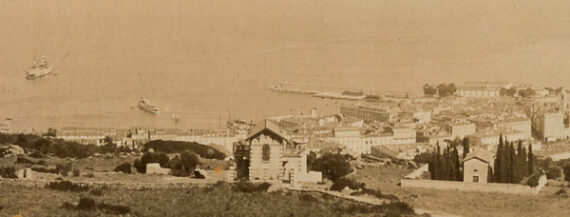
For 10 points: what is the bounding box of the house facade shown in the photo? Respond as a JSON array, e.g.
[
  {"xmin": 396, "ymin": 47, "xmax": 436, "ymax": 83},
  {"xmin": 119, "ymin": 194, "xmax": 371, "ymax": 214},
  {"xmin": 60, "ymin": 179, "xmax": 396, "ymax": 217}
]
[
  {"xmin": 463, "ymin": 149, "xmax": 494, "ymax": 184},
  {"xmin": 233, "ymin": 120, "xmax": 321, "ymax": 184}
]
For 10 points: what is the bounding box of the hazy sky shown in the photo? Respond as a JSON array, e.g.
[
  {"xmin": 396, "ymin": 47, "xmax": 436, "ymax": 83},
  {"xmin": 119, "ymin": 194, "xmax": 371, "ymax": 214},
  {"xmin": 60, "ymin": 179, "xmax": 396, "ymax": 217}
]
[
  {"xmin": 1, "ymin": 0, "xmax": 570, "ymax": 89},
  {"xmin": 1, "ymin": 0, "xmax": 570, "ymax": 129}
]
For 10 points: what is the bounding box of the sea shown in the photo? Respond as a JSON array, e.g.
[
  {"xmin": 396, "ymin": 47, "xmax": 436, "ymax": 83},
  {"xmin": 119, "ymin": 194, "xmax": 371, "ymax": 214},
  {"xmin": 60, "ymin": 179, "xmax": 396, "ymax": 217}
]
[{"xmin": 1, "ymin": 0, "xmax": 569, "ymax": 131}]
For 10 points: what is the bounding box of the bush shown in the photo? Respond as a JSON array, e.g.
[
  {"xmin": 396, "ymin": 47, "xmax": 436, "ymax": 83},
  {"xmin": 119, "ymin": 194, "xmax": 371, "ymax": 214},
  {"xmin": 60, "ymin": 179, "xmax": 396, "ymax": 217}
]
[
  {"xmin": 133, "ymin": 159, "xmax": 145, "ymax": 173},
  {"xmin": 546, "ymin": 167, "xmax": 562, "ymax": 180},
  {"xmin": 299, "ymin": 193, "xmax": 319, "ymax": 202},
  {"xmin": 310, "ymin": 153, "xmax": 353, "ymax": 181},
  {"xmin": 168, "ymin": 151, "xmax": 200, "ymax": 177},
  {"xmin": 114, "ymin": 162, "xmax": 132, "ymax": 174},
  {"xmin": 77, "ymin": 197, "xmax": 96, "ymax": 210},
  {"xmin": 29, "ymin": 151, "xmax": 45, "ymax": 158},
  {"xmin": 46, "ymin": 181, "xmax": 90, "ymax": 192},
  {"xmin": 564, "ymin": 165, "xmax": 570, "ymax": 182},
  {"xmin": 233, "ymin": 181, "xmax": 271, "ymax": 193},
  {"xmin": 97, "ymin": 202, "xmax": 131, "ymax": 215},
  {"xmin": 72, "ymin": 169, "xmax": 81, "ymax": 177},
  {"xmin": 330, "ymin": 177, "xmax": 365, "ymax": 191},
  {"xmin": 527, "ymin": 174, "xmax": 541, "ymax": 187},
  {"xmin": 31, "ymin": 167, "xmax": 58, "ymax": 174},
  {"xmin": 0, "ymin": 167, "xmax": 17, "ymax": 179},
  {"xmin": 90, "ymin": 188, "xmax": 103, "ymax": 196},
  {"xmin": 56, "ymin": 162, "xmax": 73, "ymax": 176}
]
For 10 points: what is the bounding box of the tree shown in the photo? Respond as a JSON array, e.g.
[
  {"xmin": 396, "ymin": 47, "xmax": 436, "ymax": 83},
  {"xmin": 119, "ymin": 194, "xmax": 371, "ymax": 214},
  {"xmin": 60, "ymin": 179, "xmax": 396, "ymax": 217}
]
[
  {"xmin": 506, "ymin": 142, "xmax": 516, "ymax": 183},
  {"xmin": 494, "ymin": 136, "xmax": 505, "ymax": 183},
  {"xmin": 310, "ymin": 153, "xmax": 353, "ymax": 181},
  {"xmin": 437, "ymin": 83, "xmax": 457, "ymax": 97},
  {"xmin": 44, "ymin": 128, "xmax": 57, "ymax": 137},
  {"xmin": 518, "ymin": 88, "xmax": 536, "ymax": 98},
  {"xmin": 528, "ymin": 143, "xmax": 535, "ymax": 175},
  {"xmin": 518, "ymin": 141, "xmax": 528, "ymax": 180},
  {"xmin": 423, "ymin": 84, "xmax": 438, "ymax": 97},
  {"xmin": 462, "ymin": 137, "xmax": 470, "ymax": 158}
]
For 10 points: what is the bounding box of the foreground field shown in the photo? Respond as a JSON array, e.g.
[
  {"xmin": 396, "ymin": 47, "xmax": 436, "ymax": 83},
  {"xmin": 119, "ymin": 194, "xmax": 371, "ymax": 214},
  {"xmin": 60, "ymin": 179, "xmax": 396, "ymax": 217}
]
[
  {"xmin": 353, "ymin": 165, "xmax": 570, "ymax": 217},
  {"xmin": 0, "ymin": 181, "xmax": 422, "ymax": 217}
]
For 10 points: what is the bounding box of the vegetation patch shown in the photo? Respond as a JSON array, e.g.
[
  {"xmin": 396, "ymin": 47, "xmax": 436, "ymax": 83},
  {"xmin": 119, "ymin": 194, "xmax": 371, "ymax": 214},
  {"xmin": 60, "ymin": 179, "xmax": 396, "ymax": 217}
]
[
  {"xmin": 143, "ymin": 140, "xmax": 226, "ymax": 159},
  {"xmin": 0, "ymin": 166, "xmax": 17, "ymax": 179},
  {"xmin": 97, "ymin": 202, "xmax": 131, "ymax": 215},
  {"xmin": 114, "ymin": 162, "xmax": 132, "ymax": 174},
  {"xmin": 45, "ymin": 181, "xmax": 90, "ymax": 192}
]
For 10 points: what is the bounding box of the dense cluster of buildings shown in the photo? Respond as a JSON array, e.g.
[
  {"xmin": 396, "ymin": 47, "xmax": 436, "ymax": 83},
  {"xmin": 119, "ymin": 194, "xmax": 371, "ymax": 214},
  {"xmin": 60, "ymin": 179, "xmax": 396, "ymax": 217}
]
[{"xmin": 10, "ymin": 80, "xmax": 569, "ymax": 185}]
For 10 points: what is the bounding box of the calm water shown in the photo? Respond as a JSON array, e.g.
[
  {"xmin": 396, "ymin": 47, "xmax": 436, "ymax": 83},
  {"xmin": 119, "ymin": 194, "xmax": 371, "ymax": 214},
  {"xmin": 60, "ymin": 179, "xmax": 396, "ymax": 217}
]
[{"xmin": 0, "ymin": 0, "xmax": 569, "ymax": 130}]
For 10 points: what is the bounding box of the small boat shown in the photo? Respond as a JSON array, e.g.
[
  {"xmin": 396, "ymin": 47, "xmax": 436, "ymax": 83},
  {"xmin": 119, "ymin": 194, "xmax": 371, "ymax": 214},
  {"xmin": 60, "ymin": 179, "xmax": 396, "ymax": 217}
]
[
  {"xmin": 25, "ymin": 56, "xmax": 54, "ymax": 80},
  {"xmin": 138, "ymin": 98, "xmax": 160, "ymax": 114}
]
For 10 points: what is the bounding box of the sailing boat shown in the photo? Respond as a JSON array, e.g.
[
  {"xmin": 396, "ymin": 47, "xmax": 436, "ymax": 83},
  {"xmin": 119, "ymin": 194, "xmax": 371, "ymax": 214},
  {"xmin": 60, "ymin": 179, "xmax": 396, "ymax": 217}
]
[
  {"xmin": 135, "ymin": 73, "xmax": 160, "ymax": 114},
  {"xmin": 25, "ymin": 55, "xmax": 54, "ymax": 80},
  {"xmin": 138, "ymin": 98, "xmax": 160, "ymax": 114}
]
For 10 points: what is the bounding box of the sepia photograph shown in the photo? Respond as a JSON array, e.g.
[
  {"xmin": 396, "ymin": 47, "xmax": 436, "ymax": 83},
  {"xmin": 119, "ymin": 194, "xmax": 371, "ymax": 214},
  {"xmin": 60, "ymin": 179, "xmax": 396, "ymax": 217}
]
[{"xmin": 1, "ymin": 0, "xmax": 570, "ymax": 216}]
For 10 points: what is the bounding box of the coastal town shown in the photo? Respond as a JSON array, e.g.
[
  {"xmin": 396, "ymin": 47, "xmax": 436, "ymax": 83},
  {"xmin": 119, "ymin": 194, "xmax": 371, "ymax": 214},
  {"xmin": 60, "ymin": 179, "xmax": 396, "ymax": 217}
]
[{"xmin": 2, "ymin": 80, "xmax": 570, "ymax": 216}]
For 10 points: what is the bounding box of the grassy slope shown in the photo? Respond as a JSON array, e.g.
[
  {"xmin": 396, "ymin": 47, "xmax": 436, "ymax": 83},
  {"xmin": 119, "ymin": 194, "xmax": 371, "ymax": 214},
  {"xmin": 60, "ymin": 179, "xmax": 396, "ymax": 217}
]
[
  {"xmin": 0, "ymin": 182, "xmax": 421, "ymax": 217},
  {"xmin": 354, "ymin": 165, "xmax": 570, "ymax": 217}
]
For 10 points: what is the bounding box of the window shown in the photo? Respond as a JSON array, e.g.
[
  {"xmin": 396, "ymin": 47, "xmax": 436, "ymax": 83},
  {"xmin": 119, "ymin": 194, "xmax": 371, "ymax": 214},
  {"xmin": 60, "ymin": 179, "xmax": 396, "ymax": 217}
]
[
  {"xmin": 473, "ymin": 176, "xmax": 479, "ymax": 183},
  {"xmin": 262, "ymin": 144, "xmax": 270, "ymax": 161}
]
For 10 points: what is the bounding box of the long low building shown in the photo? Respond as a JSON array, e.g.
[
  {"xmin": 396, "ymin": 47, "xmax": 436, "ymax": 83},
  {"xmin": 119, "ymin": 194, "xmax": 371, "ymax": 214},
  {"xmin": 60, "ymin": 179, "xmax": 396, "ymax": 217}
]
[{"xmin": 340, "ymin": 106, "xmax": 398, "ymax": 123}]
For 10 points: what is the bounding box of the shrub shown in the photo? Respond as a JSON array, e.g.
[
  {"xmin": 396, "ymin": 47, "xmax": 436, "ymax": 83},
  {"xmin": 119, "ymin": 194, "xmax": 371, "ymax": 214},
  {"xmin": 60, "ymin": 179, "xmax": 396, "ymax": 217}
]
[
  {"xmin": 168, "ymin": 151, "xmax": 200, "ymax": 177},
  {"xmin": 15, "ymin": 157, "xmax": 35, "ymax": 164},
  {"xmin": 0, "ymin": 167, "xmax": 18, "ymax": 179},
  {"xmin": 97, "ymin": 202, "xmax": 131, "ymax": 215},
  {"xmin": 114, "ymin": 162, "xmax": 132, "ymax": 174},
  {"xmin": 31, "ymin": 167, "xmax": 58, "ymax": 174},
  {"xmin": 527, "ymin": 174, "xmax": 541, "ymax": 187},
  {"xmin": 46, "ymin": 181, "xmax": 90, "ymax": 192},
  {"xmin": 90, "ymin": 188, "xmax": 103, "ymax": 196},
  {"xmin": 72, "ymin": 169, "xmax": 81, "ymax": 177},
  {"xmin": 56, "ymin": 162, "xmax": 73, "ymax": 176},
  {"xmin": 133, "ymin": 159, "xmax": 145, "ymax": 173},
  {"xmin": 77, "ymin": 197, "xmax": 96, "ymax": 210},
  {"xmin": 564, "ymin": 165, "xmax": 570, "ymax": 182},
  {"xmin": 233, "ymin": 182, "xmax": 271, "ymax": 193},
  {"xmin": 299, "ymin": 193, "xmax": 319, "ymax": 202},
  {"xmin": 29, "ymin": 151, "xmax": 45, "ymax": 158},
  {"xmin": 310, "ymin": 153, "xmax": 353, "ymax": 181},
  {"xmin": 546, "ymin": 167, "xmax": 562, "ymax": 180},
  {"xmin": 330, "ymin": 177, "xmax": 365, "ymax": 191},
  {"xmin": 61, "ymin": 202, "xmax": 75, "ymax": 210},
  {"xmin": 554, "ymin": 189, "xmax": 568, "ymax": 198}
]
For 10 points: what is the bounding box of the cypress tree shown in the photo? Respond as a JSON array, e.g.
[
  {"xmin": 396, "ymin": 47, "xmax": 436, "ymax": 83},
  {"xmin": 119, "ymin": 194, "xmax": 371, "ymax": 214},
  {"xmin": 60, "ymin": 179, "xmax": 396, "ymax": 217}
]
[
  {"xmin": 441, "ymin": 146, "xmax": 449, "ymax": 180},
  {"xmin": 528, "ymin": 143, "xmax": 535, "ymax": 175},
  {"xmin": 452, "ymin": 146, "xmax": 461, "ymax": 181},
  {"xmin": 507, "ymin": 142, "xmax": 516, "ymax": 183},
  {"xmin": 495, "ymin": 136, "xmax": 504, "ymax": 183},
  {"xmin": 434, "ymin": 144, "xmax": 441, "ymax": 180},
  {"xmin": 462, "ymin": 137, "xmax": 470, "ymax": 158},
  {"xmin": 429, "ymin": 148, "xmax": 435, "ymax": 180},
  {"xmin": 487, "ymin": 164, "xmax": 494, "ymax": 183},
  {"xmin": 520, "ymin": 146, "xmax": 528, "ymax": 179}
]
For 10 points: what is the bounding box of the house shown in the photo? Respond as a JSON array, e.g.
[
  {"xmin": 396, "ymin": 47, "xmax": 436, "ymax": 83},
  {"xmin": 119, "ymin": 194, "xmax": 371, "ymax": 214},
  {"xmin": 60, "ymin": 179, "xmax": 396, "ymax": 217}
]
[
  {"xmin": 233, "ymin": 120, "xmax": 321, "ymax": 184},
  {"xmin": 463, "ymin": 149, "xmax": 494, "ymax": 184}
]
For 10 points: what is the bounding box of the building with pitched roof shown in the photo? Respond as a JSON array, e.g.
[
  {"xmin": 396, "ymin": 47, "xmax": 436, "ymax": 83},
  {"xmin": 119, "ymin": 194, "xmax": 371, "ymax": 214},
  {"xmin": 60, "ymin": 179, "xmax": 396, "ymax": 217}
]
[
  {"xmin": 463, "ymin": 149, "xmax": 494, "ymax": 184},
  {"xmin": 233, "ymin": 120, "xmax": 321, "ymax": 184}
]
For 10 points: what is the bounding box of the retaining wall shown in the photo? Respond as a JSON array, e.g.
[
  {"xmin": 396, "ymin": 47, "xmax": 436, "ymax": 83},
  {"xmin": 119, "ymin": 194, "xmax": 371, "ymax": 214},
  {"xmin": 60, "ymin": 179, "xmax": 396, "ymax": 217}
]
[{"xmin": 401, "ymin": 176, "xmax": 547, "ymax": 195}]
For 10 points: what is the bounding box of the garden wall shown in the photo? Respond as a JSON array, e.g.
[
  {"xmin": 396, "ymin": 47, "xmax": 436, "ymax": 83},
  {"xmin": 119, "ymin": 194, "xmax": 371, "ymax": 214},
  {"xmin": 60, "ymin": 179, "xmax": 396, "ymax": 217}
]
[{"xmin": 401, "ymin": 176, "xmax": 547, "ymax": 195}]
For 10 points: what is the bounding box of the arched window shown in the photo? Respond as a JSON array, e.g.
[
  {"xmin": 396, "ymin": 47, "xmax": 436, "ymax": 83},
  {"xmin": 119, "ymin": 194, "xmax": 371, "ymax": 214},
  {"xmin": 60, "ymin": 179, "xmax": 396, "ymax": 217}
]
[{"xmin": 262, "ymin": 144, "xmax": 271, "ymax": 161}]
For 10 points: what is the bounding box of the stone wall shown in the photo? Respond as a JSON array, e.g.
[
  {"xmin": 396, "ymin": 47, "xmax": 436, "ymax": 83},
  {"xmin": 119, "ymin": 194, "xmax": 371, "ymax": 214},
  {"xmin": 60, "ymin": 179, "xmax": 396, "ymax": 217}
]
[{"xmin": 401, "ymin": 177, "xmax": 547, "ymax": 195}]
